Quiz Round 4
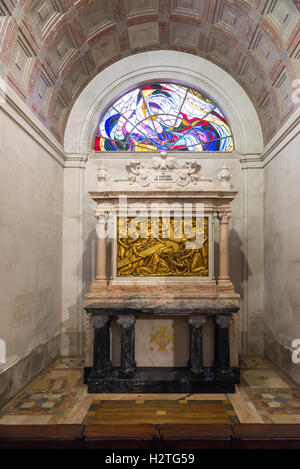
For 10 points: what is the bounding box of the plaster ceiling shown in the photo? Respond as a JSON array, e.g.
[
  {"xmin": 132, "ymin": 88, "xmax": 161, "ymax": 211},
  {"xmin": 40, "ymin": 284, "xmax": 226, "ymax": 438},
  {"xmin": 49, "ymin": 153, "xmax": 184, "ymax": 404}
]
[{"xmin": 0, "ymin": 0, "xmax": 299, "ymax": 146}]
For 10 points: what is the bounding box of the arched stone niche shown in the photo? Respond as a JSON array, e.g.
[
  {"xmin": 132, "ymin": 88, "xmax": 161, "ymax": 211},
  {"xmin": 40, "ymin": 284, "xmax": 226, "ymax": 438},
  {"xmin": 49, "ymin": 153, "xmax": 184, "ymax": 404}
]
[
  {"xmin": 61, "ymin": 51, "xmax": 264, "ymax": 360},
  {"xmin": 64, "ymin": 50, "xmax": 263, "ymax": 156}
]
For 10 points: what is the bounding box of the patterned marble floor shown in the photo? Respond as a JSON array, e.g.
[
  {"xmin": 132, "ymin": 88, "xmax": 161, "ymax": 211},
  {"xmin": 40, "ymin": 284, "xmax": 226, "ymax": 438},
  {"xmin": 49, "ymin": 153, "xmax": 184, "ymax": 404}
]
[{"xmin": 0, "ymin": 356, "xmax": 299, "ymax": 425}]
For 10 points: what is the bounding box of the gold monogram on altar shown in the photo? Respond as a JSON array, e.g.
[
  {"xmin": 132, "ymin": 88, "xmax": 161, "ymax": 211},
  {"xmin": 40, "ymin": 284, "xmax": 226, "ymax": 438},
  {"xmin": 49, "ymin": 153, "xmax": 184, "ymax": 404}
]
[
  {"xmin": 117, "ymin": 216, "xmax": 209, "ymax": 277},
  {"xmin": 150, "ymin": 326, "xmax": 174, "ymax": 352}
]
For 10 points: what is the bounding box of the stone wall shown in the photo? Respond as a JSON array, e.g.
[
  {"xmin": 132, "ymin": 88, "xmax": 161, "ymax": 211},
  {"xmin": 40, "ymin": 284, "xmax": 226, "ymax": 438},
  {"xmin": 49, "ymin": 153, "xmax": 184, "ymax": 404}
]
[
  {"xmin": 0, "ymin": 102, "xmax": 64, "ymax": 407},
  {"xmin": 264, "ymin": 131, "xmax": 300, "ymax": 385}
]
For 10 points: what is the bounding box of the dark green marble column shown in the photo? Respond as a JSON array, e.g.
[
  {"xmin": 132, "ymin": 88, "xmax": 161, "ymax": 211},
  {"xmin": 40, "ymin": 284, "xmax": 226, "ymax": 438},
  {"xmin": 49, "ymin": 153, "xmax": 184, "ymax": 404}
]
[
  {"xmin": 189, "ymin": 315, "xmax": 207, "ymax": 375},
  {"xmin": 91, "ymin": 315, "xmax": 111, "ymax": 374},
  {"xmin": 214, "ymin": 315, "xmax": 234, "ymax": 375},
  {"xmin": 117, "ymin": 315, "xmax": 136, "ymax": 377}
]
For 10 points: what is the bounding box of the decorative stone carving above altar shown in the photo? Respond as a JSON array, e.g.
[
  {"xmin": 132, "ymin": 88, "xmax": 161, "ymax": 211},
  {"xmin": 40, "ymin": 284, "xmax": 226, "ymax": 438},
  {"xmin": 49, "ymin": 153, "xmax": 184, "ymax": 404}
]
[
  {"xmin": 217, "ymin": 164, "xmax": 232, "ymax": 189},
  {"xmin": 97, "ymin": 166, "xmax": 110, "ymax": 189},
  {"xmin": 114, "ymin": 152, "xmax": 217, "ymax": 190}
]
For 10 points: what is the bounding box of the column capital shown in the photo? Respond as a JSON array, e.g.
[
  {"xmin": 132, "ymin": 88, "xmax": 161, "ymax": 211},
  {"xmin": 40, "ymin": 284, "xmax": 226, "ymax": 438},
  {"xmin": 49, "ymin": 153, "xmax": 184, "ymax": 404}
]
[
  {"xmin": 217, "ymin": 211, "xmax": 231, "ymax": 224},
  {"xmin": 96, "ymin": 212, "xmax": 108, "ymax": 225},
  {"xmin": 95, "ymin": 212, "xmax": 108, "ymax": 244},
  {"xmin": 215, "ymin": 315, "xmax": 234, "ymax": 329},
  {"xmin": 189, "ymin": 315, "xmax": 207, "ymax": 328},
  {"xmin": 117, "ymin": 314, "xmax": 136, "ymax": 329},
  {"xmin": 90, "ymin": 314, "xmax": 110, "ymax": 328}
]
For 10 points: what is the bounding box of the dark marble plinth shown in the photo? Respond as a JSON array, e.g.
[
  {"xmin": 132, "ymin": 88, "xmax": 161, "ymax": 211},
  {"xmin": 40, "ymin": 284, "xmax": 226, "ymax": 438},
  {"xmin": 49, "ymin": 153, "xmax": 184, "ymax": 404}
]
[
  {"xmin": 87, "ymin": 367, "xmax": 238, "ymax": 394},
  {"xmin": 85, "ymin": 302, "xmax": 240, "ymax": 394}
]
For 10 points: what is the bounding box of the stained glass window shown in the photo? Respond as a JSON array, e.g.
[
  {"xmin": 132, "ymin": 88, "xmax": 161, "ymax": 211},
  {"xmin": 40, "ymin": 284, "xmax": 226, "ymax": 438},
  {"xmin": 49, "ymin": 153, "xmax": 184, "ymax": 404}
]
[{"xmin": 94, "ymin": 83, "xmax": 234, "ymax": 152}]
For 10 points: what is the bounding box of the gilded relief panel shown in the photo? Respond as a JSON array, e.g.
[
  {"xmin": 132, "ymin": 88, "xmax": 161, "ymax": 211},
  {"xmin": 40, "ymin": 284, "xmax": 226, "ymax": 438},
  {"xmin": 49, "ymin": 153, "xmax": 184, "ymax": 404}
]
[{"xmin": 117, "ymin": 216, "xmax": 209, "ymax": 277}]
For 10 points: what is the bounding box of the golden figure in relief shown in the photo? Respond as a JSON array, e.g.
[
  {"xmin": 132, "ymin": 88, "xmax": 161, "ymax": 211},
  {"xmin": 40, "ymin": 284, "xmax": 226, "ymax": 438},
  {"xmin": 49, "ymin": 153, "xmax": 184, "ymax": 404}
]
[{"xmin": 117, "ymin": 216, "xmax": 209, "ymax": 277}]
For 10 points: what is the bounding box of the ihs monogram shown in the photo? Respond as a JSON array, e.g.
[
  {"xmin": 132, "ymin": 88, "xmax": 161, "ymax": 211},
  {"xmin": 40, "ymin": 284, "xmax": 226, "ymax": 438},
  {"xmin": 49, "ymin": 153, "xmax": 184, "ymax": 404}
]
[{"xmin": 150, "ymin": 326, "xmax": 174, "ymax": 352}]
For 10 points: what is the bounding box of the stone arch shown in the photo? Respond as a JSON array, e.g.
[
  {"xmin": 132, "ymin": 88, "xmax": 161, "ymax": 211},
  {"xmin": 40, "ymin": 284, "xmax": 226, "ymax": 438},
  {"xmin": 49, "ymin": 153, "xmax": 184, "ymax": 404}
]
[
  {"xmin": 61, "ymin": 50, "xmax": 265, "ymax": 358},
  {"xmin": 64, "ymin": 51, "xmax": 264, "ymax": 157}
]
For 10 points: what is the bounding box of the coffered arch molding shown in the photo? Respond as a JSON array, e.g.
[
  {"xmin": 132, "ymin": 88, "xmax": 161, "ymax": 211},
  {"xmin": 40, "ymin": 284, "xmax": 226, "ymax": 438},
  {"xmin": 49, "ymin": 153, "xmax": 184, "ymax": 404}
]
[{"xmin": 64, "ymin": 51, "xmax": 264, "ymax": 158}]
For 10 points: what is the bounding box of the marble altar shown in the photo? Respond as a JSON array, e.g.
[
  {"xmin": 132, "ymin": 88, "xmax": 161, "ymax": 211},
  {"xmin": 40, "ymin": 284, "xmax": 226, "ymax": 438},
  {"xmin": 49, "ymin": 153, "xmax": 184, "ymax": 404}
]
[{"xmin": 85, "ymin": 153, "xmax": 240, "ymax": 393}]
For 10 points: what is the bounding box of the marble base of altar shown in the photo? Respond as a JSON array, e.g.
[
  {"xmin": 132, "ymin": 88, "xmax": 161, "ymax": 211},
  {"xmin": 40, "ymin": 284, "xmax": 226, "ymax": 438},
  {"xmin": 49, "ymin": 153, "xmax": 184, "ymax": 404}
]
[
  {"xmin": 86, "ymin": 367, "xmax": 239, "ymax": 394},
  {"xmin": 85, "ymin": 302, "xmax": 240, "ymax": 394},
  {"xmin": 84, "ymin": 156, "xmax": 241, "ymax": 393}
]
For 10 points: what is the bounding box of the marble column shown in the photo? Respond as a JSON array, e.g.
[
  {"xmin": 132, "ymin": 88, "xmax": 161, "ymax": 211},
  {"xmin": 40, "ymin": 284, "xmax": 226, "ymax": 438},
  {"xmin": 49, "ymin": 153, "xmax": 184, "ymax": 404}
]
[
  {"xmin": 217, "ymin": 211, "xmax": 231, "ymax": 281},
  {"xmin": 91, "ymin": 315, "xmax": 111, "ymax": 374},
  {"xmin": 117, "ymin": 315, "xmax": 136, "ymax": 377},
  {"xmin": 189, "ymin": 315, "xmax": 207, "ymax": 375},
  {"xmin": 214, "ymin": 315, "xmax": 234, "ymax": 375},
  {"xmin": 96, "ymin": 213, "xmax": 107, "ymax": 281},
  {"xmin": 212, "ymin": 213, "xmax": 217, "ymax": 280}
]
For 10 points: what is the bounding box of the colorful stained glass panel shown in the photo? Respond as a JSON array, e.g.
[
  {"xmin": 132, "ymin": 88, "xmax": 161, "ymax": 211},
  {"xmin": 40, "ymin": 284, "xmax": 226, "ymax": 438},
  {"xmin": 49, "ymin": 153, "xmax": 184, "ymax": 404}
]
[{"xmin": 94, "ymin": 83, "xmax": 234, "ymax": 152}]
